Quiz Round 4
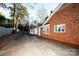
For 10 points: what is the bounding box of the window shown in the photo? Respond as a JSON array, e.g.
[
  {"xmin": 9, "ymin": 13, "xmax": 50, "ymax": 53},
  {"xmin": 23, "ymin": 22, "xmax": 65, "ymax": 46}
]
[
  {"xmin": 43, "ymin": 24, "xmax": 50, "ymax": 34},
  {"xmin": 54, "ymin": 24, "xmax": 65, "ymax": 33}
]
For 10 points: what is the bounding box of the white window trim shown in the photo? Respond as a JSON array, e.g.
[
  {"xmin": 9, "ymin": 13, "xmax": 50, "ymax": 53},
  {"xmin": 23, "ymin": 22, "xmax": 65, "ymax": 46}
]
[
  {"xmin": 43, "ymin": 24, "xmax": 50, "ymax": 34},
  {"xmin": 54, "ymin": 24, "xmax": 65, "ymax": 33}
]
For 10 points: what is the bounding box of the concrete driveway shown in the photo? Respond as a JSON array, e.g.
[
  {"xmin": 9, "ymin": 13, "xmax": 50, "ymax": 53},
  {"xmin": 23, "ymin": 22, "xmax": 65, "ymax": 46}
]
[{"xmin": 0, "ymin": 33, "xmax": 78, "ymax": 56}]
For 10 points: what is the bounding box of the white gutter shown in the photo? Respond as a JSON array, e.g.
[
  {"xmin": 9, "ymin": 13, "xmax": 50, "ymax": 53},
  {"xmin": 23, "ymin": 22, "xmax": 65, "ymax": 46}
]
[{"xmin": 42, "ymin": 3, "xmax": 64, "ymax": 26}]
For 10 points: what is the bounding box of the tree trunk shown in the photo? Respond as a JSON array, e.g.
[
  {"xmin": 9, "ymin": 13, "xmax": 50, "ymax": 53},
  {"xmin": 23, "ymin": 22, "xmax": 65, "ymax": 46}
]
[
  {"xmin": 16, "ymin": 20, "xmax": 19, "ymax": 32},
  {"xmin": 12, "ymin": 3, "xmax": 17, "ymax": 33}
]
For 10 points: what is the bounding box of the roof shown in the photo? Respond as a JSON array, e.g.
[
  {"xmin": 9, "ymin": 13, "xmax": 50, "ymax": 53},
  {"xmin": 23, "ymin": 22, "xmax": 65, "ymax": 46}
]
[
  {"xmin": 42, "ymin": 3, "xmax": 71, "ymax": 26},
  {"xmin": 37, "ymin": 3, "xmax": 72, "ymax": 28},
  {"xmin": 42, "ymin": 3, "xmax": 64, "ymax": 26}
]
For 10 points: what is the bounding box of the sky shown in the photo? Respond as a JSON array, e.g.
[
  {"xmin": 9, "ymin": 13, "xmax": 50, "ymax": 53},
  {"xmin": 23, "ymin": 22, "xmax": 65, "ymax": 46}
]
[
  {"xmin": 0, "ymin": 3, "xmax": 59, "ymax": 22},
  {"xmin": 27, "ymin": 3, "xmax": 59, "ymax": 19},
  {"xmin": 0, "ymin": 7, "xmax": 10, "ymax": 18}
]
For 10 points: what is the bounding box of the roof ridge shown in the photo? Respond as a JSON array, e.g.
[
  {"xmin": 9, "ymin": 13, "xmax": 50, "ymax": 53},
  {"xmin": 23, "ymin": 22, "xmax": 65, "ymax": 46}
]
[{"xmin": 42, "ymin": 3, "xmax": 64, "ymax": 26}]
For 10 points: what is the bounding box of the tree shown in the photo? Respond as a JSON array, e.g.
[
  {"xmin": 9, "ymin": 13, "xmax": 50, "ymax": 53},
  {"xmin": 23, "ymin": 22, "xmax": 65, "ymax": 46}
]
[
  {"xmin": 0, "ymin": 13, "xmax": 6, "ymax": 24},
  {"xmin": 16, "ymin": 4, "xmax": 28, "ymax": 30},
  {"xmin": 8, "ymin": 3, "xmax": 28, "ymax": 32},
  {"xmin": 6, "ymin": 18, "xmax": 13, "ymax": 24},
  {"xmin": 50, "ymin": 10, "xmax": 53, "ymax": 14},
  {"xmin": 0, "ymin": 3, "xmax": 7, "ymax": 24},
  {"xmin": 0, "ymin": 3, "xmax": 28, "ymax": 32},
  {"xmin": 44, "ymin": 16, "xmax": 49, "ymax": 22},
  {"xmin": 36, "ymin": 7, "xmax": 48, "ymax": 25},
  {"xmin": 13, "ymin": 3, "xmax": 17, "ymax": 32},
  {"xmin": 0, "ymin": 3, "xmax": 6, "ymax": 8}
]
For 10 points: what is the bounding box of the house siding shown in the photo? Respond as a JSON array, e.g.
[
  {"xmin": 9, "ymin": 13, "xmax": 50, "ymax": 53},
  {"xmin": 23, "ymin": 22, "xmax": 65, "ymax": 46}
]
[{"xmin": 40, "ymin": 3, "xmax": 79, "ymax": 45}]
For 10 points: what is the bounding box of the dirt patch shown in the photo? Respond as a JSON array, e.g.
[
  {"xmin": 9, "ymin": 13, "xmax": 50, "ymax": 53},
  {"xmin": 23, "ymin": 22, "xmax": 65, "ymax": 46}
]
[{"xmin": 0, "ymin": 32, "xmax": 24, "ymax": 49}]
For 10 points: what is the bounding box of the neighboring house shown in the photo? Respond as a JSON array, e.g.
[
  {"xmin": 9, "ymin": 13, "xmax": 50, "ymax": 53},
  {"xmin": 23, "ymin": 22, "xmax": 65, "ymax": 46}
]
[
  {"xmin": 29, "ymin": 22, "xmax": 38, "ymax": 35},
  {"xmin": 30, "ymin": 28, "xmax": 38, "ymax": 35},
  {"xmin": 30, "ymin": 3, "xmax": 79, "ymax": 46}
]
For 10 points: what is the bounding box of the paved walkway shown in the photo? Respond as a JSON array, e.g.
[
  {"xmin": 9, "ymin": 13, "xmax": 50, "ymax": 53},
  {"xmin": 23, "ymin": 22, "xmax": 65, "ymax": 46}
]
[{"xmin": 0, "ymin": 33, "xmax": 78, "ymax": 56}]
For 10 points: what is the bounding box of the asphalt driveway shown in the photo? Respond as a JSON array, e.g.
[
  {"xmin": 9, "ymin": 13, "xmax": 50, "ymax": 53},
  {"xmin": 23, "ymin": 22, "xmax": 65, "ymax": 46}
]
[{"xmin": 0, "ymin": 32, "xmax": 78, "ymax": 56}]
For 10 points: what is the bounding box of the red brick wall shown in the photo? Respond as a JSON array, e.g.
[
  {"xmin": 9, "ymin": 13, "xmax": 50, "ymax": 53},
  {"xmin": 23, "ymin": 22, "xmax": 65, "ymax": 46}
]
[
  {"xmin": 37, "ymin": 27, "xmax": 43, "ymax": 36},
  {"xmin": 40, "ymin": 4, "xmax": 79, "ymax": 45}
]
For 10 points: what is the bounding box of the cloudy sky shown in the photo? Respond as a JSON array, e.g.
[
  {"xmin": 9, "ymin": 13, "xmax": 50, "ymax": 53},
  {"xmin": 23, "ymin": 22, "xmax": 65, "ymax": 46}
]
[{"xmin": 0, "ymin": 3, "xmax": 59, "ymax": 22}]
